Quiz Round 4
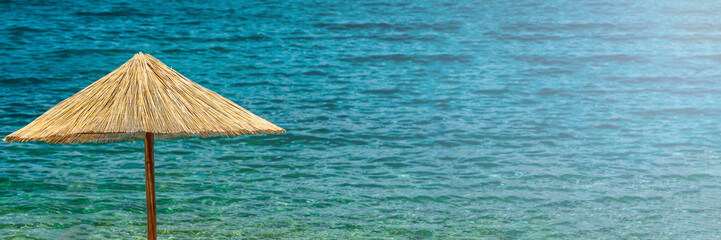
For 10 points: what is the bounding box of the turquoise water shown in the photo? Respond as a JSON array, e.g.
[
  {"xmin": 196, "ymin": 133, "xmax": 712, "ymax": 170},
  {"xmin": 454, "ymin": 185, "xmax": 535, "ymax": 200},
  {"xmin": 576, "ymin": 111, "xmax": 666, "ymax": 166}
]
[{"xmin": 2, "ymin": 0, "xmax": 721, "ymax": 239}]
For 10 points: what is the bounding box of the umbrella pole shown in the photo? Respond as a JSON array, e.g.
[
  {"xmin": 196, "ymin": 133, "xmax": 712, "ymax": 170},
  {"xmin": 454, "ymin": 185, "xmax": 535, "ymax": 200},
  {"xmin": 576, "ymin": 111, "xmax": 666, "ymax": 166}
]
[{"xmin": 144, "ymin": 132, "xmax": 157, "ymax": 240}]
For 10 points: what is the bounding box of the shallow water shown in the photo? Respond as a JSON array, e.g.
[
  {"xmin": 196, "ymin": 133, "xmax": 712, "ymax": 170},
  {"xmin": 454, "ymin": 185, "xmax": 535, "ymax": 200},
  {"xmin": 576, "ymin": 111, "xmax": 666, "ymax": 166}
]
[{"xmin": 2, "ymin": 0, "xmax": 721, "ymax": 239}]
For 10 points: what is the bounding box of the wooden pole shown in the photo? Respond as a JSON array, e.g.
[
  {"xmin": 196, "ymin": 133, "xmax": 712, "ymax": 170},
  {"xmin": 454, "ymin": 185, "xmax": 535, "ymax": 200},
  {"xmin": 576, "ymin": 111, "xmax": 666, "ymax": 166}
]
[{"xmin": 144, "ymin": 132, "xmax": 157, "ymax": 240}]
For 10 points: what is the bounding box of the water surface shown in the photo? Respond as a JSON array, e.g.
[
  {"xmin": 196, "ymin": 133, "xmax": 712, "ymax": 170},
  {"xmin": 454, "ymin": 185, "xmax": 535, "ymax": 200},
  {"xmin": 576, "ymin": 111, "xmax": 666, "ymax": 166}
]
[{"xmin": 2, "ymin": 0, "xmax": 721, "ymax": 239}]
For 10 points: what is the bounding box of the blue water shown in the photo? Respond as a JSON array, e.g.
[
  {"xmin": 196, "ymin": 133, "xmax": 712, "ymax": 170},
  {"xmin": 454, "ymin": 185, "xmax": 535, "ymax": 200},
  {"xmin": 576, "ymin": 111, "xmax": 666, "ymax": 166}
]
[{"xmin": 2, "ymin": 0, "xmax": 721, "ymax": 239}]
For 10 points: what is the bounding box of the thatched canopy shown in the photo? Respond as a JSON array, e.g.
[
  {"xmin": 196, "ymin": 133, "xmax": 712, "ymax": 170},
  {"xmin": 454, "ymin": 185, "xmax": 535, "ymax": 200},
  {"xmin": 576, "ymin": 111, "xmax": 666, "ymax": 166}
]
[{"xmin": 3, "ymin": 52, "xmax": 285, "ymax": 144}]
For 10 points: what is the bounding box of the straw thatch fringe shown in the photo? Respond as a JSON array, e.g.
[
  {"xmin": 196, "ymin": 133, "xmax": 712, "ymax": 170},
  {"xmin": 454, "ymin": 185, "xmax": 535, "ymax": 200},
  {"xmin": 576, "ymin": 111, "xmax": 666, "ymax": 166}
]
[{"xmin": 3, "ymin": 52, "xmax": 285, "ymax": 144}]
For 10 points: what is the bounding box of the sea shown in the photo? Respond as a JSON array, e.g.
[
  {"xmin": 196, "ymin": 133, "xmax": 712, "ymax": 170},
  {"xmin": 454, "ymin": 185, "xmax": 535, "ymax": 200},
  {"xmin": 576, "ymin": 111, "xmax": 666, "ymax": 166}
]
[{"xmin": 2, "ymin": 0, "xmax": 721, "ymax": 239}]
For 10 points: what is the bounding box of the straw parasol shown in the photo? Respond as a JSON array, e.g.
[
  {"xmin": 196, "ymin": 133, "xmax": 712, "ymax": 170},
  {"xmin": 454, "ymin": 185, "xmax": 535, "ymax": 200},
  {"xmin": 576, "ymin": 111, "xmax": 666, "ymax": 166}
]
[{"xmin": 3, "ymin": 52, "xmax": 285, "ymax": 239}]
